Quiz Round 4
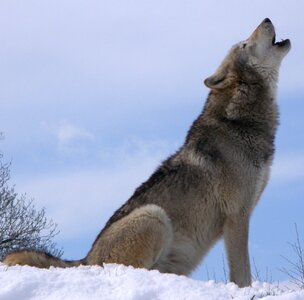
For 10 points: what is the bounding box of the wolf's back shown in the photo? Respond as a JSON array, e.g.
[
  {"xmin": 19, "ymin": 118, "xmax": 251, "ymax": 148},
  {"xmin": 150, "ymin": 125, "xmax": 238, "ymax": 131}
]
[{"xmin": 3, "ymin": 250, "xmax": 85, "ymax": 268}]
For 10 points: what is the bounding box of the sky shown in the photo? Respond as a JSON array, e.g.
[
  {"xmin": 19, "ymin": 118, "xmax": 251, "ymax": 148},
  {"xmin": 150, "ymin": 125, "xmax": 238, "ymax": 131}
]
[{"xmin": 0, "ymin": 0, "xmax": 303, "ymax": 281}]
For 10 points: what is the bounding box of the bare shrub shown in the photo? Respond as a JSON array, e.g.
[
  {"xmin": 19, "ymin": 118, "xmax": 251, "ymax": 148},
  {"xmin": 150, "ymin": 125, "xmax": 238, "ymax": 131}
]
[
  {"xmin": 0, "ymin": 154, "xmax": 62, "ymax": 260},
  {"xmin": 280, "ymin": 224, "xmax": 304, "ymax": 289}
]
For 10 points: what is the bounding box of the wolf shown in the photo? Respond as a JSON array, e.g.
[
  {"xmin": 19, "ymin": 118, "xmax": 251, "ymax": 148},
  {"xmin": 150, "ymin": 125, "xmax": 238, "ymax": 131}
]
[{"xmin": 4, "ymin": 18, "xmax": 290, "ymax": 287}]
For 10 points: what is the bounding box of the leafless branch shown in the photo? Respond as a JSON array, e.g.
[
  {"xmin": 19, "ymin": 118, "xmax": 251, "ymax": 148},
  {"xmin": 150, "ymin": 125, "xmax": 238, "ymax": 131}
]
[
  {"xmin": 279, "ymin": 223, "xmax": 304, "ymax": 289},
  {"xmin": 0, "ymin": 155, "xmax": 62, "ymax": 260}
]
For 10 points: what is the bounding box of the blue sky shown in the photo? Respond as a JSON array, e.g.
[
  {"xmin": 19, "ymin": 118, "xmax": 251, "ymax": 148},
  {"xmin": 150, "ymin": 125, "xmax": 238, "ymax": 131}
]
[{"xmin": 0, "ymin": 1, "xmax": 303, "ymax": 281}]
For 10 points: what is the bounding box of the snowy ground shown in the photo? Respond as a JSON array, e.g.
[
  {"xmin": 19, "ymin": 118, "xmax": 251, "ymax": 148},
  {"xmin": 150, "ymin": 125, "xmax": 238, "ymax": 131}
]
[{"xmin": 0, "ymin": 263, "xmax": 303, "ymax": 300}]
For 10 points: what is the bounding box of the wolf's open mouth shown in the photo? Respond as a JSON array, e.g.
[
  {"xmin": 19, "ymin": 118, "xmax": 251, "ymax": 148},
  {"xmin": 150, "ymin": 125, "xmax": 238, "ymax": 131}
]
[{"xmin": 272, "ymin": 34, "xmax": 290, "ymax": 47}]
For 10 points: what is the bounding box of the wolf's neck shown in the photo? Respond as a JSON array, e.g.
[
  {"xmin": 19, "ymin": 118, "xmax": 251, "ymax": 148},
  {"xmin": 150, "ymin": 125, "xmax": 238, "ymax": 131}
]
[{"xmin": 256, "ymin": 66, "xmax": 279, "ymax": 98}]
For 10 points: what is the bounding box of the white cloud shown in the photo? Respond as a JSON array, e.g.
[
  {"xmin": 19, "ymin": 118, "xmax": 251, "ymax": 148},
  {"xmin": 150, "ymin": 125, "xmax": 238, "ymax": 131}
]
[
  {"xmin": 56, "ymin": 121, "xmax": 94, "ymax": 144},
  {"xmin": 271, "ymin": 154, "xmax": 304, "ymax": 183},
  {"xmin": 41, "ymin": 120, "xmax": 95, "ymax": 156}
]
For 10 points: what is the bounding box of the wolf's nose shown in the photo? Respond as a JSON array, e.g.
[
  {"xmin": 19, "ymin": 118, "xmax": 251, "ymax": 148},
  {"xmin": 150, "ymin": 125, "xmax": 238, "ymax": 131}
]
[{"xmin": 263, "ymin": 18, "xmax": 272, "ymax": 24}]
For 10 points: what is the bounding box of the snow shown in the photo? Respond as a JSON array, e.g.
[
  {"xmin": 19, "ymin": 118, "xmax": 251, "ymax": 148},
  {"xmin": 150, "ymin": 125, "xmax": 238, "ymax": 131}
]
[{"xmin": 0, "ymin": 263, "xmax": 303, "ymax": 300}]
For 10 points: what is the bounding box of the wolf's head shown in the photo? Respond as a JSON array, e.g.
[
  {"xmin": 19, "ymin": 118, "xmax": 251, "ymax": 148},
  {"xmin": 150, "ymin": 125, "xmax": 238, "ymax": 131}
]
[{"xmin": 204, "ymin": 18, "xmax": 291, "ymax": 90}]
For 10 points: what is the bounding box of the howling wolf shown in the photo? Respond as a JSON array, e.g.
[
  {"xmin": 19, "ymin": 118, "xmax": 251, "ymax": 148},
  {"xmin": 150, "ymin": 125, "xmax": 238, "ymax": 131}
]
[{"xmin": 4, "ymin": 18, "xmax": 290, "ymax": 287}]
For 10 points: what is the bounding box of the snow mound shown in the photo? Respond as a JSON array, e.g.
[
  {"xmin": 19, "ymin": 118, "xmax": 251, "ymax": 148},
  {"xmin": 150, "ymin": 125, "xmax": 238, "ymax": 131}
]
[{"xmin": 0, "ymin": 263, "xmax": 303, "ymax": 300}]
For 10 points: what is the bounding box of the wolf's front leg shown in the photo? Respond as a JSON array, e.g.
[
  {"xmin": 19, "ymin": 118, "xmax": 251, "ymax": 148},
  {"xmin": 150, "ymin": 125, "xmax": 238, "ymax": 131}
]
[{"xmin": 223, "ymin": 213, "xmax": 251, "ymax": 287}]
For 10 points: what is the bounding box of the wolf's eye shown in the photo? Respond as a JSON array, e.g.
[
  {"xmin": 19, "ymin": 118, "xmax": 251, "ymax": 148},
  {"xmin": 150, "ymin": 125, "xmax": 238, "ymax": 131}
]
[{"xmin": 242, "ymin": 43, "xmax": 247, "ymax": 49}]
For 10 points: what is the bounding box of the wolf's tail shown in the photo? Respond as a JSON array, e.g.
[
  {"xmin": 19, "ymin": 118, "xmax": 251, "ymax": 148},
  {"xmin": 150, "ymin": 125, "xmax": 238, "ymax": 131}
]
[{"xmin": 3, "ymin": 250, "xmax": 85, "ymax": 268}]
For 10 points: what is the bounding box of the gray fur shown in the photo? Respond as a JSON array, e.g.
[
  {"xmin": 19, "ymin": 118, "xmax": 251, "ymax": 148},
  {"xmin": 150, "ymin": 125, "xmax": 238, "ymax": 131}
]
[{"xmin": 3, "ymin": 18, "xmax": 290, "ymax": 288}]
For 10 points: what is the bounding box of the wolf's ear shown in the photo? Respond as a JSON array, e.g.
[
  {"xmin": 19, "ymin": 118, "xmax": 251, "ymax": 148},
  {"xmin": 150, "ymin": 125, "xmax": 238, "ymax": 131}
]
[{"xmin": 204, "ymin": 70, "xmax": 233, "ymax": 90}]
